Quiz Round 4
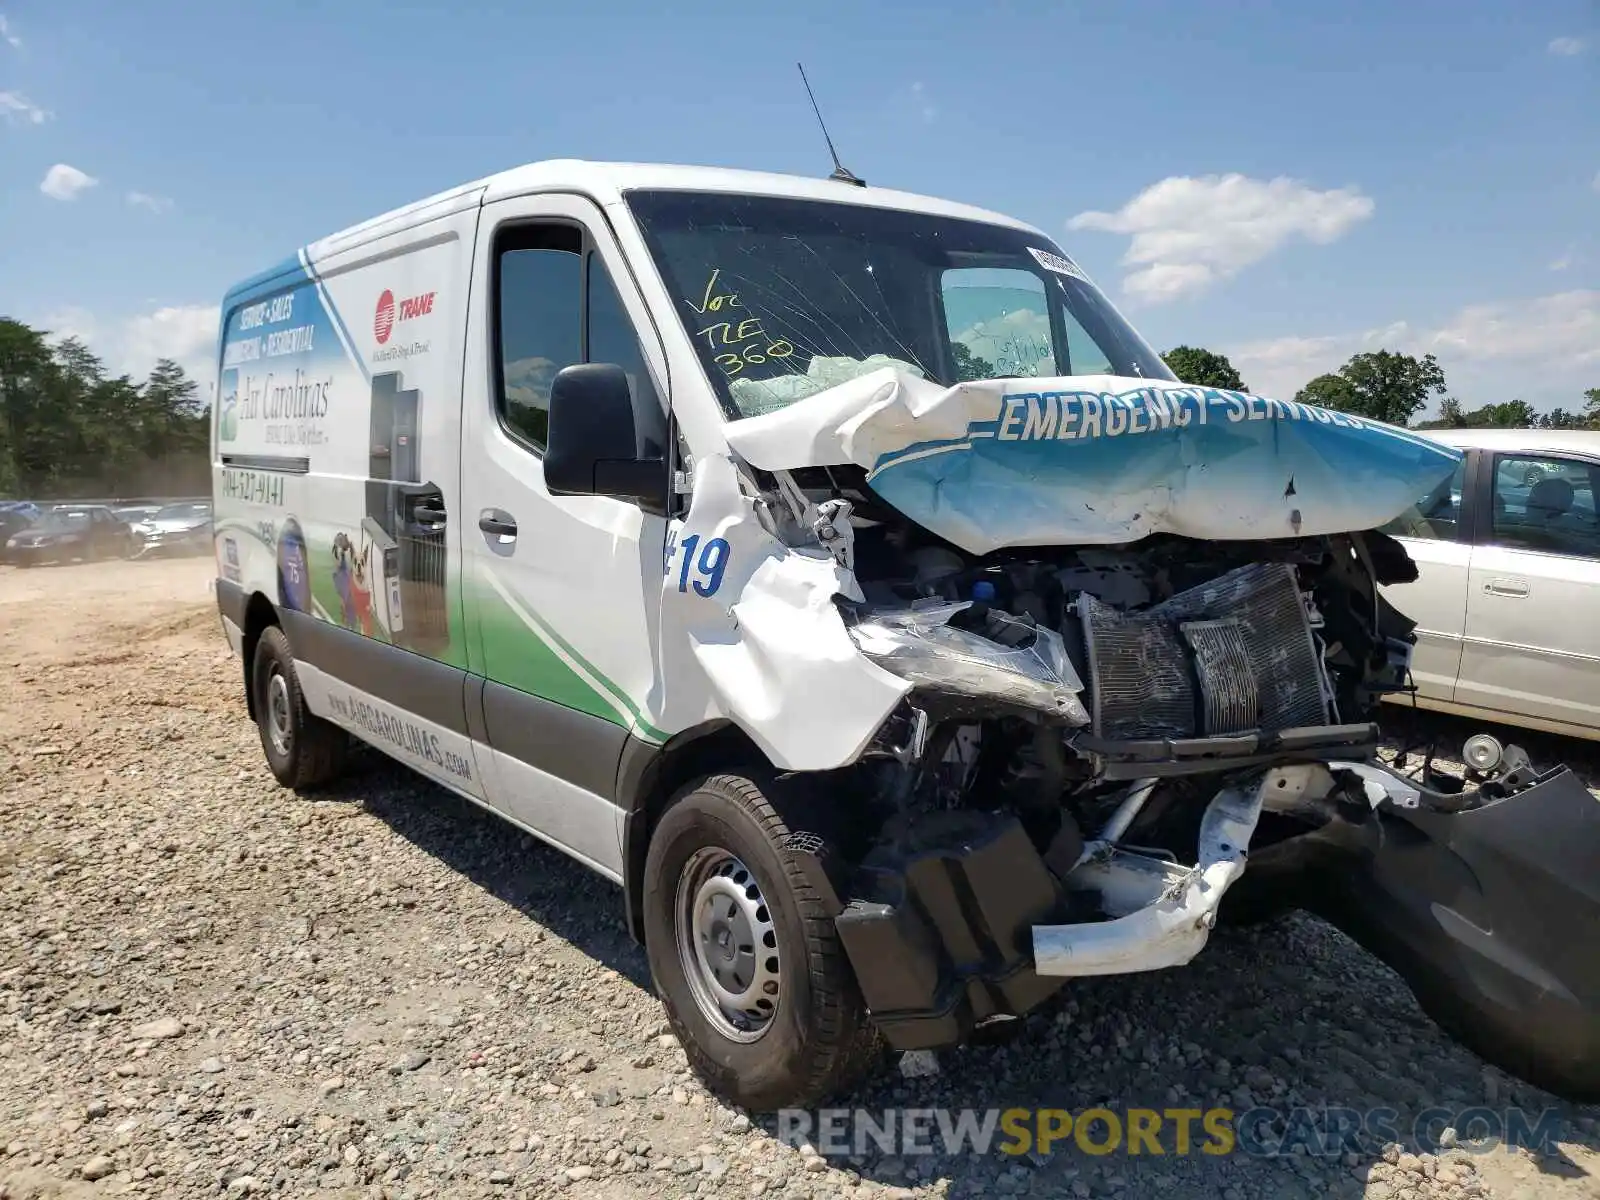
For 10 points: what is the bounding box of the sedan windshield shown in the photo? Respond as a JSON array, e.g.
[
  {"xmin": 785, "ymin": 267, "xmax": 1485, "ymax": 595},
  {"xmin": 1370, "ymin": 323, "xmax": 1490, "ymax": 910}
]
[
  {"xmin": 153, "ymin": 503, "xmax": 210, "ymax": 524},
  {"xmin": 625, "ymin": 190, "xmax": 1174, "ymax": 419},
  {"xmin": 37, "ymin": 512, "xmax": 90, "ymax": 532}
]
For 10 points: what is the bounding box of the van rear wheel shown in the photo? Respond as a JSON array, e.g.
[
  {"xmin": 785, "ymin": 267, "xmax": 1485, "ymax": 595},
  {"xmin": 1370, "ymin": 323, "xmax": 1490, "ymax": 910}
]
[
  {"xmin": 252, "ymin": 625, "xmax": 347, "ymax": 790},
  {"xmin": 642, "ymin": 773, "xmax": 879, "ymax": 1111}
]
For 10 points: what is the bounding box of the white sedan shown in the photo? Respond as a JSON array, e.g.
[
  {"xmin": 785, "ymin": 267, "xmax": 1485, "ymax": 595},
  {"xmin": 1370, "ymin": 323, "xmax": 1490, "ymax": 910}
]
[{"xmin": 1379, "ymin": 427, "xmax": 1600, "ymax": 741}]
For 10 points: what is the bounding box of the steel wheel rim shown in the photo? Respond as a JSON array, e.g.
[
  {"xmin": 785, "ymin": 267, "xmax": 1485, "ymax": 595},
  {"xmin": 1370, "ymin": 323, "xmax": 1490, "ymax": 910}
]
[
  {"xmin": 674, "ymin": 847, "xmax": 781, "ymax": 1043},
  {"xmin": 266, "ymin": 671, "xmax": 292, "ymax": 757}
]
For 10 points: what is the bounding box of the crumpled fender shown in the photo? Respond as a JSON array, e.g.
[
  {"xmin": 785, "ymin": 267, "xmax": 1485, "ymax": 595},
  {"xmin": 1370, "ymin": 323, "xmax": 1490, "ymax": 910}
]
[
  {"xmin": 654, "ymin": 453, "xmax": 909, "ymax": 771},
  {"xmin": 723, "ymin": 370, "xmax": 1462, "ymax": 554}
]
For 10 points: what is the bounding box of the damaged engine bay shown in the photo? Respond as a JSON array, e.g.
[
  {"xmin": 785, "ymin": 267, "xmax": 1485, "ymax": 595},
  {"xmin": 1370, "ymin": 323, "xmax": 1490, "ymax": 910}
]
[{"xmin": 754, "ymin": 465, "xmax": 1600, "ymax": 1103}]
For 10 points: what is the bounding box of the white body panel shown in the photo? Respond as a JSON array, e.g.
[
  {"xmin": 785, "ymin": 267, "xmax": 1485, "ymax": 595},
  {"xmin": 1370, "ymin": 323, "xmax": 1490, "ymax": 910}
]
[
  {"xmin": 296, "ymin": 662, "xmax": 486, "ymax": 800},
  {"xmin": 1457, "ymin": 544, "xmax": 1600, "ymax": 729},
  {"xmin": 1384, "ymin": 537, "xmax": 1471, "ymax": 701}
]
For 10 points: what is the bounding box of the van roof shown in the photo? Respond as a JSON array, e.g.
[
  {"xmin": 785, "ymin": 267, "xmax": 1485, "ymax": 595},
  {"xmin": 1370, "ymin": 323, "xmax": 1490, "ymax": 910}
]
[{"xmin": 307, "ymin": 159, "xmax": 1046, "ymax": 259}]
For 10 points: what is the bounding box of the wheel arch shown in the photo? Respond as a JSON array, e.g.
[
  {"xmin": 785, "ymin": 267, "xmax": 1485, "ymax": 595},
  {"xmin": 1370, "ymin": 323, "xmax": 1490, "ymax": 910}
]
[
  {"xmin": 240, "ymin": 591, "xmax": 280, "ymax": 721},
  {"xmin": 616, "ymin": 721, "xmax": 771, "ymax": 945}
]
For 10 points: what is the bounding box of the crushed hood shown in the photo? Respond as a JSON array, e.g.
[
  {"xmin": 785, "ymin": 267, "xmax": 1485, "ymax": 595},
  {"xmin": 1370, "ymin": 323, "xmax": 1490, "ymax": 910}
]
[{"xmin": 722, "ymin": 370, "xmax": 1463, "ymax": 554}]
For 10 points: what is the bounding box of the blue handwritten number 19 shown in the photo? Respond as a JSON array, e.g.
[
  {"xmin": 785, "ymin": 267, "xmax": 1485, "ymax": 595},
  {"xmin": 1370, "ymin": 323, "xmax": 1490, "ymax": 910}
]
[{"xmin": 676, "ymin": 534, "xmax": 731, "ymax": 597}]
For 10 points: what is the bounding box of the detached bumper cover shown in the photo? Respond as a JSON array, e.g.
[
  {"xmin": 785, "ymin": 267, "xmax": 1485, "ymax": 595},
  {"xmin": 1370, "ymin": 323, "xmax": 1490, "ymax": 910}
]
[{"xmin": 1306, "ymin": 767, "xmax": 1600, "ymax": 1102}]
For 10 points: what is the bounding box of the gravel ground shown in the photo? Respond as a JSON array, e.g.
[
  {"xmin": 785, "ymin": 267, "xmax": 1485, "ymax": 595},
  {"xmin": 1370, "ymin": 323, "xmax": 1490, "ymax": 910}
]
[{"xmin": 2, "ymin": 557, "xmax": 1597, "ymax": 1200}]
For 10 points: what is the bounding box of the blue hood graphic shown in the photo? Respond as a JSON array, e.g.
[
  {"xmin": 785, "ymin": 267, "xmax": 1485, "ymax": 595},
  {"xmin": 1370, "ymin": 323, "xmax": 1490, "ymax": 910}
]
[{"xmin": 722, "ymin": 371, "xmax": 1462, "ymax": 554}]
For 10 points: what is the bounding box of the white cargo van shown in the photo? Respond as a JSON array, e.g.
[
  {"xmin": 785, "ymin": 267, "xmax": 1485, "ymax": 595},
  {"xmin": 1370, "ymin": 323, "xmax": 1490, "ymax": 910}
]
[{"xmin": 213, "ymin": 161, "xmax": 1600, "ymax": 1109}]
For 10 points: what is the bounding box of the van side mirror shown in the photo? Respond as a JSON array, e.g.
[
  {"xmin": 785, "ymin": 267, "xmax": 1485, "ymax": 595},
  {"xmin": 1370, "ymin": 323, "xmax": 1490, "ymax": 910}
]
[{"xmin": 544, "ymin": 363, "xmax": 667, "ymax": 509}]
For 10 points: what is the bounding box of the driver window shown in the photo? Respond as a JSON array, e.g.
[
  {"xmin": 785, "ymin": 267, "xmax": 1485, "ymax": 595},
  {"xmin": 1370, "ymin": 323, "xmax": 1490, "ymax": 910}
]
[
  {"xmin": 496, "ymin": 227, "xmax": 583, "ymax": 453},
  {"xmin": 941, "ymin": 268, "xmax": 1059, "ymax": 381}
]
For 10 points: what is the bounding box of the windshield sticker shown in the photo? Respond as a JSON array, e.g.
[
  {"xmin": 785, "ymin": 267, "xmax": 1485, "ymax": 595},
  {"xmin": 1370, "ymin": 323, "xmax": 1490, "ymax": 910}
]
[{"xmin": 1027, "ymin": 247, "xmax": 1089, "ymax": 281}]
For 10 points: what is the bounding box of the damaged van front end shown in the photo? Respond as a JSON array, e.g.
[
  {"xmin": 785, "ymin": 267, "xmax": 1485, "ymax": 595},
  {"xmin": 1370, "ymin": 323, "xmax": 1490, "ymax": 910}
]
[
  {"xmin": 660, "ymin": 368, "xmax": 1599, "ymax": 1103},
  {"xmin": 621, "ymin": 184, "xmax": 1598, "ymax": 1105}
]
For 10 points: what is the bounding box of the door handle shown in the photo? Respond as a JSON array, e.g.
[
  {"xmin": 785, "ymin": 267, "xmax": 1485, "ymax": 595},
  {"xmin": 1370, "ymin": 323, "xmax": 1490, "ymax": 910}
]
[
  {"xmin": 478, "ymin": 510, "xmax": 518, "ymax": 539},
  {"xmin": 1483, "ymin": 578, "xmax": 1530, "ymax": 598}
]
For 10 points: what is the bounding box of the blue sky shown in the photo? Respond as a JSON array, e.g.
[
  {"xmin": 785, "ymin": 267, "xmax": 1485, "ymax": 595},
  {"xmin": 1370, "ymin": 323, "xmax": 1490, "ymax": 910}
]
[{"xmin": 1, "ymin": 0, "xmax": 1595, "ymax": 414}]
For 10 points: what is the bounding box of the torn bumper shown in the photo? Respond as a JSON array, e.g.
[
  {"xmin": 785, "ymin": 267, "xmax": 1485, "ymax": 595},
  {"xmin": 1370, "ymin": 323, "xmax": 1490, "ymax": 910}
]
[
  {"xmin": 1300, "ymin": 765, "xmax": 1600, "ymax": 1103},
  {"xmin": 1033, "ymin": 772, "xmax": 1269, "ymax": 976}
]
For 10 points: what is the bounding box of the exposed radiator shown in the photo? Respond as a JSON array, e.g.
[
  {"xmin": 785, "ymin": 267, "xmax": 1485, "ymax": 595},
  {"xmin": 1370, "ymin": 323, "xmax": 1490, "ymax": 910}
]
[{"xmin": 1078, "ymin": 562, "xmax": 1330, "ymax": 741}]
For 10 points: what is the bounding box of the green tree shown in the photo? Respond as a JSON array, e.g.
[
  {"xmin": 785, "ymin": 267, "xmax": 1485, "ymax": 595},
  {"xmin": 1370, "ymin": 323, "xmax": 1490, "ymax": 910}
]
[
  {"xmin": 951, "ymin": 342, "xmax": 995, "ymax": 382},
  {"xmin": 1585, "ymin": 387, "xmax": 1600, "ymax": 427},
  {"xmin": 0, "ymin": 317, "xmax": 211, "ymax": 499},
  {"xmin": 1464, "ymin": 399, "xmax": 1537, "ymax": 428},
  {"xmin": 1539, "ymin": 408, "xmax": 1586, "ymax": 430},
  {"xmin": 1160, "ymin": 346, "xmax": 1247, "ymax": 391},
  {"xmin": 1295, "ymin": 350, "xmax": 1446, "ymax": 427},
  {"xmin": 1294, "ymin": 372, "xmax": 1359, "ymax": 413},
  {"xmin": 1415, "ymin": 396, "xmax": 1466, "ymax": 429}
]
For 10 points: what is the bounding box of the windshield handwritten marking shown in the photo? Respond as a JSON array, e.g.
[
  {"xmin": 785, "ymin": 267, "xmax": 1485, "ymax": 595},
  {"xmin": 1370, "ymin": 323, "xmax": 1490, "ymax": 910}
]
[
  {"xmin": 690, "ymin": 269, "xmax": 796, "ymax": 376},
  {"xmin": 689, "ymin": 268, "xmax": 744, "ymax": 315}
]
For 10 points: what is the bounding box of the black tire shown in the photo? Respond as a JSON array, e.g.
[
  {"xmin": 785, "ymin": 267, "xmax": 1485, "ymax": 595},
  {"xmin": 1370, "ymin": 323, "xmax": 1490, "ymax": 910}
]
[
  {"xmin": 252, "ymin": 625, "xmax": 347, "ymax": 790},
  {"xmin": 642, "ymin": 773, "xmax": 880, "ymax": 1111}
]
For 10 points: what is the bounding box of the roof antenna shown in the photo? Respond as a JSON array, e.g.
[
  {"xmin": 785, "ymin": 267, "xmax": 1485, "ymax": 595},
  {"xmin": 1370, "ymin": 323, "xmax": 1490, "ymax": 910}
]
[{"xmin": 797, "ymin": 62, "xmax": 865, "ymax": 187}]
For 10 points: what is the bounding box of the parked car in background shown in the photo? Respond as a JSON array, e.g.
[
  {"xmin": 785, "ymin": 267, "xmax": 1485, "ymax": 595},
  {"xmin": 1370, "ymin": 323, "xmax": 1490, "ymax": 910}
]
[
  {"xmin": 134, "ymin": 501, "xmax": 214, "ymax": 556},
  {"xmin": 114, "ymin": 503, "xmax": 163, "ymax": 526},
  {"xmin": 0, "ymin": 503, "xmax": 42, "ymax": 563},
  {"xmin": 1379, "ymin": 427, "xmax": 1600, "ymax": 741},
  {"xmin": 6, "ymin": 504, "xmax": 136, "ymax": 565}
]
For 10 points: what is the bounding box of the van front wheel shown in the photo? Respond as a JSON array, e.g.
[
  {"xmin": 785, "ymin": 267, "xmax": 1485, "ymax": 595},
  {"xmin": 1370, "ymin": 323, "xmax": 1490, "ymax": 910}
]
[
  {"xmin": 252, "ymin": 625, "xmax": 347, "ymax": 790},
  {"xmin": 642, "ymin": 773, "xmax": 879, "ymax": 1111}
]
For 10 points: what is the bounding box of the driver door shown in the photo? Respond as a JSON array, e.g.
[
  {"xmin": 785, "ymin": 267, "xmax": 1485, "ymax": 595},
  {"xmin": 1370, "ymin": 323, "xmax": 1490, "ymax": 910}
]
[{"xmin": 459, "ymin": 193, "xmax": 672, "ymax": 878}]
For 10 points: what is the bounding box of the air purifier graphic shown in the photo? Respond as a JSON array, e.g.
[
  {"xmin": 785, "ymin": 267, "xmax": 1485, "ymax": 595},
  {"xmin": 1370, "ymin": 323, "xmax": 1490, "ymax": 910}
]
[
  {"xmin": 359, "ymin": 516, "xmax": 405, "ymax": 640},
  {"xmin": 365, "ymin": 371, "xmax": 449, "ymax": 656}
]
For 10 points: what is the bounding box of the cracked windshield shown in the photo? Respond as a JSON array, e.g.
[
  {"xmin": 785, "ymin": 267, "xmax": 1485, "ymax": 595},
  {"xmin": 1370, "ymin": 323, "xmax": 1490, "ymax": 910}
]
[{"xmin": 626, "ymin": 190, "xmax": 1173, "ymax": 418}]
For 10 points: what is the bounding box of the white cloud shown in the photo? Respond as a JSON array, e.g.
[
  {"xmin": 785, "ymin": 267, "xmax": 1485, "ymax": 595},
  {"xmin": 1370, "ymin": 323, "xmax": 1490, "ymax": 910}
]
[
  {"xmin": 43, "ymin": 303, "xmax": 220, "ymax": 387},
  {"xmin": 0, "ymin": 90, "xmax": 47, "ymax": 124},
  {"xmin": 1547, "ymin": 36, "xmax": 1585, "ymax": 56},
  {"xmin": 0, "ymin": 15, "xmax": 19, "ymax": 49},
  {"xmin": 1428, "ymin": 290, "xmax": 1600, "ymax": 365},
  {"xmin": 1549, "ymin": 251, "xmax": 1573, "ymax": 271},
  {"xmin": 1227, "ymin": 333, "xmax": 1360, "ymax": 401},
  {"xmin": 40, "ymin": 163, "xmax": 97, "ymax": 201},
  {"xmin": 126, "ymin": 190, "xmax": 173, "ymax": 214},
  {"xmin": 1068, "ymin": 173, "xmax": 1375, "ymax": 304},
  {"xmin": 909, "ymin": 81, "xmax": 937, "ymax": 123},
  {"xmin": 1226, "ymin": 291, "xmax": 1600, "ymax": 411}
]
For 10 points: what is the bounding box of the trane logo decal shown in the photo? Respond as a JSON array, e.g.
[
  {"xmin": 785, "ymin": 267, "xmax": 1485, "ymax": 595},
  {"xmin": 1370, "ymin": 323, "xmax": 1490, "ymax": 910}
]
[{"xmin": 373, "ymin": 289, "xmax": 436, "ymax": 345}]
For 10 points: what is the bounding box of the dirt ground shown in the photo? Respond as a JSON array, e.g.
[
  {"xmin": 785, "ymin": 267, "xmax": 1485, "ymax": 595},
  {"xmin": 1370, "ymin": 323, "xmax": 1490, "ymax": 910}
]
[{"xmin": 1, "ymin": 556, "xmax": 1596, "ymax": 1200}]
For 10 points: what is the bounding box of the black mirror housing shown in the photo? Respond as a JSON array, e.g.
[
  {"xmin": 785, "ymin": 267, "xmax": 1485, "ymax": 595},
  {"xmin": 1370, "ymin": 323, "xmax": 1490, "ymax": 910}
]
[{"xmin": 544, "ymin": 363, "xmax": 667, "ymax": 509}]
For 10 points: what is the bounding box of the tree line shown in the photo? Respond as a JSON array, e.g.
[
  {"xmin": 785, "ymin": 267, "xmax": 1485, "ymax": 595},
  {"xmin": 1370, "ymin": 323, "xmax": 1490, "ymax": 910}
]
[
  {"xmin": 1160, "ymin": 344, "xmax": 1599, "ymax": 431},
  {"xmin": 0, "ymin": 318, "xmax": 211, "ymax": 501}
]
